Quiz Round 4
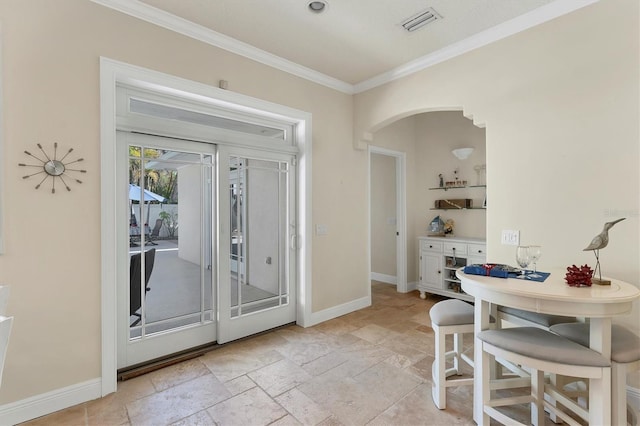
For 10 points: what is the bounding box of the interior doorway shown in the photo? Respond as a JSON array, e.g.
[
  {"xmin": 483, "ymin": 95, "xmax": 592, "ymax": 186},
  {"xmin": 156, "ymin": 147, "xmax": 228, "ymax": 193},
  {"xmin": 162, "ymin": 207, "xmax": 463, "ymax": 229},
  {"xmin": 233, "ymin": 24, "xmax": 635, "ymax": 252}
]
[{"xmin": 368, "ymin": 146, "xmax": 407, "ymax": 292}]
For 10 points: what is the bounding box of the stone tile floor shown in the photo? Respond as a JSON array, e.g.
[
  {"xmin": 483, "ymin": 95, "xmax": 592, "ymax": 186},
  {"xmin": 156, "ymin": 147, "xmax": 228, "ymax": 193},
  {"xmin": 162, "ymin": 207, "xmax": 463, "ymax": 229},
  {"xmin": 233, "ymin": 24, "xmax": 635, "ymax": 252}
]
[{"xmin": 21, "ymin": 282, "xmax": 552, "ymax": 425}]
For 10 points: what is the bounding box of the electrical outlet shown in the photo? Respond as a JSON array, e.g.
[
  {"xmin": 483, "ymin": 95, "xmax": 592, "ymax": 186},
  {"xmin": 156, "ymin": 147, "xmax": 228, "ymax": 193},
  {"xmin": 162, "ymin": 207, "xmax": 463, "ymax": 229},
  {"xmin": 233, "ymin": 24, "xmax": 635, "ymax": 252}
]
[{"xmin": 501, "ymin": 230, "xmax": 520, "ymax": 245}]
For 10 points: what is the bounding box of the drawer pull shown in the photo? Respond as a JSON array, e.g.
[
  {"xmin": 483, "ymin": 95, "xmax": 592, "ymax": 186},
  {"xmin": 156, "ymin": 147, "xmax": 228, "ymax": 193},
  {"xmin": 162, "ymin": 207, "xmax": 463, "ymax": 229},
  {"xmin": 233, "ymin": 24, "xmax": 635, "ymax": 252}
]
[{"xmin": 429, "ymin": 245, "xmax": 433, "ymax": 248}]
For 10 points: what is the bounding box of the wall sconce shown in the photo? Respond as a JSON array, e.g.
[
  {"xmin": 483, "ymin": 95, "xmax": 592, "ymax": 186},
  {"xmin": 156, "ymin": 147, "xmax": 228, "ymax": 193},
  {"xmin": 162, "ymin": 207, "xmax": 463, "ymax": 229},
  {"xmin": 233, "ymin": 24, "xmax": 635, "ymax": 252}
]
[{"xmin": 451, "ymin": 148, "xmax": 474, "ymax": 160}]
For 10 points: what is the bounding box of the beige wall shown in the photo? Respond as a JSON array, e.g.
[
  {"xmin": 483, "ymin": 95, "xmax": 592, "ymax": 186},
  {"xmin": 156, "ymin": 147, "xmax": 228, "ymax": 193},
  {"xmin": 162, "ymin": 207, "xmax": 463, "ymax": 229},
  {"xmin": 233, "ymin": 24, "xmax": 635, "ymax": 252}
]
[
  {"xmin": 416, "ymin": 112, "xmax": 486, "ymax": 240},
  {"xmin": 0, "ymin": 0, "xmax": 359, "ymax": 404},
  {"xmin": 355, "ymin": 0, "xmax": 639, "ymax": 382},
  {"xmin": 370, "ymin": 153, "xmax": 396, "ymax": 277}
]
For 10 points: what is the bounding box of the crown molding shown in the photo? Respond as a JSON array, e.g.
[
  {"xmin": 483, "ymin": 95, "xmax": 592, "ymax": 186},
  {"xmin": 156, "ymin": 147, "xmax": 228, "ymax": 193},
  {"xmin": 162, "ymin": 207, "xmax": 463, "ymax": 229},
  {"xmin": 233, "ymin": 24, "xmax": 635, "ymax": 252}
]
[
  {"xmin": 354, "ymin": 0, "xmax": 599, "ymax": 93},
  {"xmin": 91, "ymin": 0, "xmax": 597, "ymax": 96},
  {"xmin": 89, "ymin": 0, "xmax": 355, "ymax": 94}
]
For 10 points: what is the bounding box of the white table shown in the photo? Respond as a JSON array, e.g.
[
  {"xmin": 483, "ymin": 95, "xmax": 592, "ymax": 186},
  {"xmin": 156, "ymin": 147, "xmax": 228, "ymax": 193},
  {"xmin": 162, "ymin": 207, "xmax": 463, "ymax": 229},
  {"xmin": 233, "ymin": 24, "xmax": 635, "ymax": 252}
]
[{"xmin": 458, "ymin": 268, "xmax": 640, "ymax": 425}]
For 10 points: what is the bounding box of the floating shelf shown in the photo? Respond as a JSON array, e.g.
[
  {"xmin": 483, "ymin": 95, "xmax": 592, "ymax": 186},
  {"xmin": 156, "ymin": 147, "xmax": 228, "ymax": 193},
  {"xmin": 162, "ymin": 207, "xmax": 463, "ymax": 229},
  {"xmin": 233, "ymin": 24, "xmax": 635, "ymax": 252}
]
[
  {"xmin": 429, "ymin": 185, "xmax": 486, "ymax": 191},
  {"xmin": 430, "ymin": 207, "xmax": 486, "ymax": 211}
]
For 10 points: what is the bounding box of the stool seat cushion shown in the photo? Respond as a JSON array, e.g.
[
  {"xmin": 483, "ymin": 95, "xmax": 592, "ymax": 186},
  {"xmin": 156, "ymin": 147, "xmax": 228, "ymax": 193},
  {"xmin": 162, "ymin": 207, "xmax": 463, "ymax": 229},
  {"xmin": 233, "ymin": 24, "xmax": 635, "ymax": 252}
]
[
  {"xmin": 429, "ymin": 299, "xmax": 474, "ymax": 326},
  {"xmin": 498, "ymin": 306, "xmax": 576, "ymax": 327},
  {"xmin": 550, "ymin": 322, "xmax": 640, "ymax": 364},
  {"xmin": 478, "ymin": 327, "xmax": 610, "ymax": 367}
]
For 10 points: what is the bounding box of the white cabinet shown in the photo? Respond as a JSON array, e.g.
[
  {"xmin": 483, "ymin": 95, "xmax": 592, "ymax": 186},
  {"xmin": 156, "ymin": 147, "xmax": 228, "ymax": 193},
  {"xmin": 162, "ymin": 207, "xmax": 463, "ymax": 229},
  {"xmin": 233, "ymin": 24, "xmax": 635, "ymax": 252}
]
[{"xmin": 418, "ymin": 236, "xmax": 486, "ymax": 302}]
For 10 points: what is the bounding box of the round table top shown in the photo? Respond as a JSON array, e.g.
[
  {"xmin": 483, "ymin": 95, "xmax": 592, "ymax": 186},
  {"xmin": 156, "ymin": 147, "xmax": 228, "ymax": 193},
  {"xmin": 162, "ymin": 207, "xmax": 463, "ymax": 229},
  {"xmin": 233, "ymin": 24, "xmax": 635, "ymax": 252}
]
[{"xmin": 458, "ymin": 268, "xmax": 640, "ymax": 318}]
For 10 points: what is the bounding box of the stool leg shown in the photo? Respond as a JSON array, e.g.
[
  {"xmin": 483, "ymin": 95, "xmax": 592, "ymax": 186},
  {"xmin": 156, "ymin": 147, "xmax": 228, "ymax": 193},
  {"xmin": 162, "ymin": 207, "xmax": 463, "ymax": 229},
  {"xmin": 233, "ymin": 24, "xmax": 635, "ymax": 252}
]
[
  {"xmin": 480, "ymin": 341, "xmax": 491, "ymax": 425},
  {"xmin": 531, "ymin": 369, "xmax": 544, "ymax": 426},
  {"xmin": 589, "ymin": 368, "xmax": 611, "ymax": 426},
  {"xmin": 612, "ymin": 362, "xmax": 626, "ymax": 426},
  {"xmin": 432, "ymin": 325, "xmax": 447, "ymax": 409},
  {"xmin": 453, "ymin": 332, "xmax": 462, "ymax": 374}
]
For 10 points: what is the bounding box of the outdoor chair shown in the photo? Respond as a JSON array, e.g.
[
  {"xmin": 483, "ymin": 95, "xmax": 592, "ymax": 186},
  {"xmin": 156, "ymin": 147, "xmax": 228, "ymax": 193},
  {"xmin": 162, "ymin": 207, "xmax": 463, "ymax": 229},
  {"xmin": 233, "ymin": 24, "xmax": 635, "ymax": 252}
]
[
  {"xmin": 147, "ymin": 219, "xmax": 163, "ymax": 245},
  {"xmin": 130, "ymin": 248, "xmax": 156, "ymax": 326}
]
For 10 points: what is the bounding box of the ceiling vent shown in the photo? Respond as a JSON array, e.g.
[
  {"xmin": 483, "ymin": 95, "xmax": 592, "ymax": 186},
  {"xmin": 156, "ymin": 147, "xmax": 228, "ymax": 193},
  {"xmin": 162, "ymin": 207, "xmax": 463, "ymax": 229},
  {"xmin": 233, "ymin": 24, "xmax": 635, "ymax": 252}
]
[{"xmin": 401, "ymin": 7, "xmax": 442, "ymax": 32}]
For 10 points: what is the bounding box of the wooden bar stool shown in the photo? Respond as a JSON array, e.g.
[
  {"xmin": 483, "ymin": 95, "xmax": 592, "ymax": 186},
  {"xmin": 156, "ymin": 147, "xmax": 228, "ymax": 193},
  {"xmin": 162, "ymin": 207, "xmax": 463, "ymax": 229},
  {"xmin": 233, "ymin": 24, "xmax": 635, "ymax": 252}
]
[
  {"xmin": 478, "ymin": 327, "xmax": 611, "ymax": 426},
  {"xmin": 429, "ymin": 299, "xmax": 476, "ymax": 409},
  {"xmin": 551, "ymin": 322, "xmax": 640, "ymax": 426}
]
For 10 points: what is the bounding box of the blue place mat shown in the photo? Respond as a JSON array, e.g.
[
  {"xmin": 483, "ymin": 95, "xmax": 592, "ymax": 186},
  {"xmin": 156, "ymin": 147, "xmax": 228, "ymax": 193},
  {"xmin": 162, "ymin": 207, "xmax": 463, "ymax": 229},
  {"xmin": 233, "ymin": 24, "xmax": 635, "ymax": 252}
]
[
  {"xmin": 515, "ymin": 270, "xmax": 550, "ymax": 282},
  {"xmin": 463, "ymin": 264, "xmax": 550, "ymax": 282}
]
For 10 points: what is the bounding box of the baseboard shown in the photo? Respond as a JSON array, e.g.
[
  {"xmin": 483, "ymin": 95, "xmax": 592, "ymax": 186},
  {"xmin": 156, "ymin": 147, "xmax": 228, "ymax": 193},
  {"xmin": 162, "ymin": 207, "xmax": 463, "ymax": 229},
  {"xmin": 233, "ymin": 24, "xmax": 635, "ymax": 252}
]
[
  {"xmin": 406, "ymin": 280, "xmax": 418, "ymax": 292},
  {"xmin": 305, "ymin": 295, "xmax": 371, "ymax": 327},
  {"xmin": 629, "ymin": 385, "xmax": 640, "ymax": 415},
  {"xmin": 0, "ymin": 378, "xmax": 102, "ymax": 425},
  {"xmin": 370, "ymin": 272, "xmax": 397, "ymax": 285}
]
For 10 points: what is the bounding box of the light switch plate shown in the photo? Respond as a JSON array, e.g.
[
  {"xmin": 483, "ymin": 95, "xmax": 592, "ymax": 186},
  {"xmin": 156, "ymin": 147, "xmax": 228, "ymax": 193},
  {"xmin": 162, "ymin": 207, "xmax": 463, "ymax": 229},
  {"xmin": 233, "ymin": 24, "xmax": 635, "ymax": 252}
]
[
  {"xmin": 501, "ymin": 230, "xmax": 520, "ymax": 245},
  {"xmin": 316, "ymin": 224, "xmax": 328, "ymax": 236}
]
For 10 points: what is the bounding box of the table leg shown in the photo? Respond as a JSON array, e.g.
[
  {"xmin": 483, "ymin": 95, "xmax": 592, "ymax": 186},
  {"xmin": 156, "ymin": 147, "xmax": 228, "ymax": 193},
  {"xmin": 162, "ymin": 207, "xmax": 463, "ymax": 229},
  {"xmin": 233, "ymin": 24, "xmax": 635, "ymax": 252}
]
[
  {"xmin": 589, "ymin": 317, "xmax": 612, "ymax": 359},
  {"xmin": 589, "ymin": 318, "xmax": 612, "ymax": 424}
]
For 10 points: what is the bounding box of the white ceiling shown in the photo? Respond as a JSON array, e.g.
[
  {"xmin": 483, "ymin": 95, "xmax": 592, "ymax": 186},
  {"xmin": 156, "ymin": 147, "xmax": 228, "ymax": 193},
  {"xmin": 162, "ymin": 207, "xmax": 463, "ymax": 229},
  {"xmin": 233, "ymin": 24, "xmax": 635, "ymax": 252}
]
[{"xmin": 95, "ymin": 0, "xmax": 597, "ymax": 93}]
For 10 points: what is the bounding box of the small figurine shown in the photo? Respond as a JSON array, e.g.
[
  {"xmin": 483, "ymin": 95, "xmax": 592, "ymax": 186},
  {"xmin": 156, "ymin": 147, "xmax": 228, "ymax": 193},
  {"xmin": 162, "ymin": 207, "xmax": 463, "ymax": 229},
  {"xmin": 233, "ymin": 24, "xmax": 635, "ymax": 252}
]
[
  {"xmin": 444, "ymin": 219, "xmax": 455, "ymax": 235},
  {"xmin": 582, "ymin": 217, "xmax": 625, "ymax": 284},
  {"xmin": 438, "ymin": 174, "xmax": 444, "ymax": 188}
]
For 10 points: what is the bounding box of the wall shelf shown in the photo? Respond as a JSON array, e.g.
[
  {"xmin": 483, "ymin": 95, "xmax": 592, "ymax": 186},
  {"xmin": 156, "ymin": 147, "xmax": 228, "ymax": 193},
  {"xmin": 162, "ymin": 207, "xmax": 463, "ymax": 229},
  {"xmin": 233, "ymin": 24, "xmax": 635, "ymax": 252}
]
[
  {"xmin": 430, "ymin": 207, "xmax": 486, "ymax": 211},
  {"xmin": 429, "ymin": 185, "xmax": 486, "ymax": 191}
]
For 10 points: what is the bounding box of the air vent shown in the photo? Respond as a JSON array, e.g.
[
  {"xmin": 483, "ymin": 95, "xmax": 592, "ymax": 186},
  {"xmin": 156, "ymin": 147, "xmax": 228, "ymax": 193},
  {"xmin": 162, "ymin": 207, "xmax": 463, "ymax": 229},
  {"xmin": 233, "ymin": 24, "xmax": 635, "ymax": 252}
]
[{"xmin": 401, "ymin": 7, "xmax": 441, "ymax": 32}]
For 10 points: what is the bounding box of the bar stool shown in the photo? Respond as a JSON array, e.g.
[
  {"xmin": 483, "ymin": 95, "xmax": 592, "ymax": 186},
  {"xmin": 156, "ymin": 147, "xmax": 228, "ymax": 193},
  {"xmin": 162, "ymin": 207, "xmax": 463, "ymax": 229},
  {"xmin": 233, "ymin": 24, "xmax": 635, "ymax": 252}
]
[
  {"xmin": 429, "ymin": 299, "xmax": 476, "ymax": 409},
  {"xmin": 478, "ymin": 327, "xmax": 611, "ymax": 426},
  {"xmin": 550, "ymin": 322, "xmax": 640, "ymax": 426}
]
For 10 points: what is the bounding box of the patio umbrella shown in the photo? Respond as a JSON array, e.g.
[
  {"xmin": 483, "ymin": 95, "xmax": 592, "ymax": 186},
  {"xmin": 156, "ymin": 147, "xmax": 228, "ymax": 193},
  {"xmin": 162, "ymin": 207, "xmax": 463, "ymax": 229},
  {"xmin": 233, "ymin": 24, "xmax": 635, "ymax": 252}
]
[
  {"xmin": 129, "ymin": 184, "xmax": 165, "ymax": 225},
  {"xmin": 129, "ymin": 184, "xmax": 166, "ymax": 203}
]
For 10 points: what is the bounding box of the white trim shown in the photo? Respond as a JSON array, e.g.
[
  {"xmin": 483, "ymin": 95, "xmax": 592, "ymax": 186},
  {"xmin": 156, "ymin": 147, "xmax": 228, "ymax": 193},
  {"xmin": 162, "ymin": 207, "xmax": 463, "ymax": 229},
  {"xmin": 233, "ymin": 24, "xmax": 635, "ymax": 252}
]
[
  {"xmin": 89, "ymin": 0, "xmax": 353, "ymax": 95},
  {"xmin": 370, "ymin": 272, "xmax": 397, "ymax": 285},
  {"xmin": 100, "ymin": 58, "xmax": 119, "ymax": 396},
  {"xmin": 0, "ymin": 378, "xmax": 101, "ymax": 425},
  {"xmin": 407, "ymin": 280, "xmax": 418, "ymax": 293},
  {"xmin": 90, "ymin": 0, "xmax": 597, "ymax": 94},
  {"xmin": 368, "ymin": 146, "xmax": 407, "ymax": 293},
  {"xmin": 306, "ymin": 295, "xmax": 371, "ymax": 327},
  {"xmin": 0, "ymin": 25, "xmax": 4, "ymax": 254}
]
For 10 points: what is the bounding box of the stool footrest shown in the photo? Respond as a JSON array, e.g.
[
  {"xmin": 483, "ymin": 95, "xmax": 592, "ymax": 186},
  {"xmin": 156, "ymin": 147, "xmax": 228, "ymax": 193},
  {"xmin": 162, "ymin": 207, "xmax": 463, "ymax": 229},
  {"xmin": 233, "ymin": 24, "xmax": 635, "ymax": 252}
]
[
  {"xmin": 545, "ymin": 385, "xmax": 588, "ymax": 422},
  {"xmin": 484, "ymin": 406, "xmax": 527, "ymax": 426},
  {"xmin": 490, "ymin": 376, "xmax": 531, "ymax": 390},
  {"xmin": 542, "ymin": 400, "xmax": 581, "ymax": 426}
]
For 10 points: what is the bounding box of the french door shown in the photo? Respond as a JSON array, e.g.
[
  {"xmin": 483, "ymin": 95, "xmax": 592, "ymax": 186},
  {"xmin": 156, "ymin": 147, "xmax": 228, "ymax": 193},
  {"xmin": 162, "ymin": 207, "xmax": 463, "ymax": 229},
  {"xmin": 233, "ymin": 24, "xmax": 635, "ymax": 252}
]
[
  {"xmin": 117, "ymin": 132, "xmax": 296, "ymax": 368},
  {"xmin": 217, "ymin": 146, "xmax": 296, "ymax": 344}
]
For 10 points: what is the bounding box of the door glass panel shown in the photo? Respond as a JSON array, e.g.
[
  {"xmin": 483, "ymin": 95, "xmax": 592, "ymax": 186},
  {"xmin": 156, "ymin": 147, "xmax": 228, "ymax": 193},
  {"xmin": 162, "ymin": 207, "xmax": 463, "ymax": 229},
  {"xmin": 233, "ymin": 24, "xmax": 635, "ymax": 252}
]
[
  {"xmin": 229, "ymin": 156, "xmax": 289, "ymax": 318},
  {"xmin": 129, "ymin": 145, "xmax": 214, "ymax": 339}
]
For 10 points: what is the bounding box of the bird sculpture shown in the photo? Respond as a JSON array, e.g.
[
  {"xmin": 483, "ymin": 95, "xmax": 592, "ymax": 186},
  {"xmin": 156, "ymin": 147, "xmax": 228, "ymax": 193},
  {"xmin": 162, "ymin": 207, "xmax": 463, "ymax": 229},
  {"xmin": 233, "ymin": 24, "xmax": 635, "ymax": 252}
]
[{"xmin": 583, "ymin": 217, "xmax": 625, "ymax": 284}]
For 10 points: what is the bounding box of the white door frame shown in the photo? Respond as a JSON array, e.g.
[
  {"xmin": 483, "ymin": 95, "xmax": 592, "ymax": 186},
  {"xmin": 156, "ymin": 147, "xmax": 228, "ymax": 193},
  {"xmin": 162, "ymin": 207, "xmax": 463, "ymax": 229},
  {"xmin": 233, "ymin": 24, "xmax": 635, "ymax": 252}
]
[
  {"xmin": 100, "ymin": 58, "xmax": 312, "ymax": 395},
  {"xmin": 368, "ymin": 146, "xmax": 407, "ymax": 293}
]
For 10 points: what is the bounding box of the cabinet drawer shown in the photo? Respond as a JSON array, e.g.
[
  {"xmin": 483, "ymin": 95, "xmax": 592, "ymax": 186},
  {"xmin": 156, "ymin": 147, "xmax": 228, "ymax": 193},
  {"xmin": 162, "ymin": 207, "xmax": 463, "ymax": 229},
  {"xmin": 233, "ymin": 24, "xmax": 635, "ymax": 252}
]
[
  {"xmin": 468, "ymin": 244, "xmax": 486, "ymax": 257},
  {"xmin": 443, "ymin": 242, "xmax": 467, "ymax": 255},
  {"xmin": 421, "ymin": 240, "xmax": 443, "ymax": 252}
]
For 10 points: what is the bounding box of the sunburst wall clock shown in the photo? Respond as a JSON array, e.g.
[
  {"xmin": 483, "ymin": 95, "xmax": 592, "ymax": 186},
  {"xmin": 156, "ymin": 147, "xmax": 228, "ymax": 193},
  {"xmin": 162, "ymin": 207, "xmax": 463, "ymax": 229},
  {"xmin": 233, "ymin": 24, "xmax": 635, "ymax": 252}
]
[{"xmin": 19, "ymin": 143, "xmax": 86, "ymax": 193}]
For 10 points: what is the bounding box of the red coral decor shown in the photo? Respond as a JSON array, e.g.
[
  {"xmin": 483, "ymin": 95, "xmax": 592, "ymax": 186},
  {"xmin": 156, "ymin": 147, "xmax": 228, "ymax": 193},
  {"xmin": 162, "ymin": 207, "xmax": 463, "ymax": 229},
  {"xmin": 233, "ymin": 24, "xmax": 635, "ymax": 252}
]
[{"xmin": 565, "ymin": 264, "xmax": 593, "ymax": 287}]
